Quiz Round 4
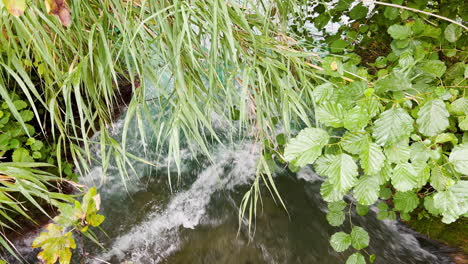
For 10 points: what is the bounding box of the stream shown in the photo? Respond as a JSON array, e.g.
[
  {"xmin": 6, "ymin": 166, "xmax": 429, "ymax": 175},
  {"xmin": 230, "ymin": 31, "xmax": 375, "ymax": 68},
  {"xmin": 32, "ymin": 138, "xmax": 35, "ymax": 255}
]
[{"xmin": 5, "ymin": 125, "xmax": 456, "ymax": 263}]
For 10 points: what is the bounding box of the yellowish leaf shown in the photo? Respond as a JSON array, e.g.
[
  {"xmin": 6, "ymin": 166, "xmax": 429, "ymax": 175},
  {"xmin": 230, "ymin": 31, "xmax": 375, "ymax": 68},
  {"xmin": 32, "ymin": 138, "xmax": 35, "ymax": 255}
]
[{"xmin": 2, "ymin": 0, "xmax": 26, "ymax": 17}]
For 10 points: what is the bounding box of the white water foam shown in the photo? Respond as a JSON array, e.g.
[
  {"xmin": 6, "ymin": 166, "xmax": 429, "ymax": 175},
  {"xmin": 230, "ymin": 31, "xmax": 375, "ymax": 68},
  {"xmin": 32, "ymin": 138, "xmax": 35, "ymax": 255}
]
[{"xmin": 96, "ymin": 142, "xmax": 260, "ymax": 263}]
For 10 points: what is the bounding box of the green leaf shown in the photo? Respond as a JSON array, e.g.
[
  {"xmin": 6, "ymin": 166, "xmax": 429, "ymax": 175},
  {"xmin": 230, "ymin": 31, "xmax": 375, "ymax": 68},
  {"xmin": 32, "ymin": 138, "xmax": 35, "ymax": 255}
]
[
  {"xmin": 388, "ymin": 24, "xmax": 412, "ymax": 40},
  {"xmin": 12, "ymin": 147, "xmax": 34, "ymax": 162},
  {"xmin": 459, "ymin": 116, "xmax": 468, "ymax": 131},
  {"xmin": 374, "ymin": 72, "xmax": 412, "ymax": 94},
  {"xmin": 19, "ymin": 110, "xmax": 34, "ymax": 122},
  {"xmin": 430, "ymin": 165, "xmax": 455, "ymax": 191},
  {"xmin": 315, "ymin": 154, "xmax": 335, "ymax": 175},
  {"xmin": 410, "ymin": 141, "xmax": 431, "ymax": 163},
  {"xmin": 284, "ymin": 128, "xmax": 329, "ymax": 167},
  {"xmin": 434, "ymin": 133, "xmax": 458, "ymax": 145},
  {"xmin": 344, "ymin": 106, "xmax": 370, "ymax": 132},
  {"xmin": 349, "ymin": 4, "xmax": 368, "ymax": 20},
  {"xmin": 350, "ymin": 226, "xmax": 369, "ymax": 250},
  {"xmin": 354, "ymin": 174, "xmax": 381, "ymax": 205},
  {"xmin": 330, "ymin": 232, "xmax": 352, "ymax": 252},
  {"xmin": 326, "ymin": 211, "xmax": 345, "ymax": 226},
  {"xmin": 373, "ymin": 108, "xmax": 414, "ymax": 146},
  {"xmin": 330, "ymin": 39, "xmax": 348, "ymax": 53},
  {"xmin": 416, "ymin": 99, "xmax": 450, "ymax": 137},
  {"xmin": 379, "ymin": 187, "xmax": 392, "ymax": 199},
  {"xmin": 346, "ymin": 253, "xmax": 366, "ymax": 264},
  {"xmin": 449, "ymin": 144, "xmax": 468, "ymax": 175},
  {"xmin": 328, "ymin": 200, "xmax": 347, "ymax": 211},
  {"xmin": 424, "ymin": 195, "xmax": 441, "ymax": 216},
  {"xmin": 392, "ymin": 163, "xmax": 418, "ymax": 191},
  {"xmin": 433, "ymin": 181, "xmax": 468, "ymax": 223},
  {"xmin": 356, "ymin": 203, "xmax": 369, "ymax": 216},
  {"xmin": 315, "ymin": 13, "xmax": 331, "ymax": 30},
  {"xmin": 444, "ymin": 24, "xmax": 463, "ymax": 43},
  {"xmin": 321, "ymin": 179, "xmax": 348, "ymax": 202},
  {"xmin": 393, "ymin": 191, "xmax": 419, "ymax": 213},
  {"xmin": 385, "ymin": 139, "xmax": 410, "ymax": 164},
  {"xmin": 360, "ymin": 141, "xmax": 385, "ymax": 175},
  {"xmin": 325, "ymin": 154, "xmax": 359, "ymax": 191},
  {"xmin": 420, "ymin": 60, "xmax": 447, "ymax": 78},
  {"xmin": 316, "ymin": 102, "xmax": 345, "ymax": 128},
  {"xmin": 449, "ymin": 97, "xmax": 468, "ymax": 115},
  {"xmin": 341, "ymin": 132, "xmax": 369, "ymax": 154},
  {"xmin": 13, "ymin": 100, "xmax": 28, "ymax": 110},
  {"xmin": 312, "ymin": 83, "xmax": 334, "ymax": 104}
]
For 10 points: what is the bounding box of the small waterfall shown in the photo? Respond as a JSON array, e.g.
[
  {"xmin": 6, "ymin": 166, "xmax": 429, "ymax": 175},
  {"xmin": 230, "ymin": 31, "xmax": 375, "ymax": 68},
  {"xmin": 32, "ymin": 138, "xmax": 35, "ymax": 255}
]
[{"xmin": 97, "ymin": 142, "xmax": 260, "ymax": 263}]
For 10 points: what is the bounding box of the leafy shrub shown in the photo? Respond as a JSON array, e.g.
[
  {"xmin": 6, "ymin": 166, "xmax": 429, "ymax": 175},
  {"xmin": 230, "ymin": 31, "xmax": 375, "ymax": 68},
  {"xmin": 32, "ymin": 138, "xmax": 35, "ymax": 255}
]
[{"xmin": 284, "ymin": 1, "xmax": 467, "ymax": 263}]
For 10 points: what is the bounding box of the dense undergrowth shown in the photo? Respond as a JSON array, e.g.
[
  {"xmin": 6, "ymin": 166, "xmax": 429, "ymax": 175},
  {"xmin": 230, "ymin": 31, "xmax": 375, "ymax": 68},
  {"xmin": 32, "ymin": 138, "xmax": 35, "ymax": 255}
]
[{"xmin": 0, "ymin": 0, "xmax": 466, "ymax": 263}]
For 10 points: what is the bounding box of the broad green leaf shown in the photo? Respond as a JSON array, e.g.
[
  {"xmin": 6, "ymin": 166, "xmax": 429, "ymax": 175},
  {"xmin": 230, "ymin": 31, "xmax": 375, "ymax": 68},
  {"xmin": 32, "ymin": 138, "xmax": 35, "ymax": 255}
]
[
  {"xmin": 360, "ymin": 141, "xmax": 385, "ymax": 175},
  {"xmin": 379, "ymin": 187, "xmax": 392, "ymax": 199},
  {"xmin": 344, "ymin": 106, "xmax": 370, "ymax": 132},
  {"xmin": 433, "ymin": 181, "xmax": 468, "ymax": 223},
  {"xmin": 326, "ymin": 211, "xmax": 345, "ymax": 226},
  {"xmin": 414, "ymin": 162, "xmax": 430, "ymax": 188},
  {"xmin": 346, "ymin": 253, "xmax": 366, "ymax": 264},
  {"xmin": 315, "ymin": 154, "xmax": 335, "ymax": 175},
  {"xmin": 349, "ymin": 4, "xmax": 368, "ymax": 20},
  {"xmin": 357, "ymin": 97, "xmax": 381, "ymax": 118},
  {"xmin": 434, "ymin": 133, "xmax": 458, "ymax": 145},
  {"xmin": 449, "ymin": 97, "xmax": 468, "ymax": 115},
  {"xmin": 341, "ymin": 132, "xmax": 369, "ymax": 154},
  {"xmin": 330, "ymin": 232, "xmax": 351, "ymax": 252},
  {"xmin": 391, "ymin": 163, "xmax": 418, "ymax": 191},
  {"xmin": 388, "ymin": 24, "xmax": 412, "ymax": 40},
  {"xmin": 13, "ymin": 100, "xmax": 28, "ymax": 110},
  {"xmin": 312, "ymin": 83, "xmax": 334, "ymax": 103},
  {"xmin": 430, "ymin": 165, "xmax": 455, "ymax": 191},
  {"xmin": 410, "ymin": 142, "xmax": 430, "ymax": 163},
  {"xmin": 326, "ymin": 154, "xmax": 359, "ymax": 191},
  {"xmin": 373, "ymin": 108, "xmax": 413, "ymax": 146},
  {"xmin": 449, "ymin": 144, "xmax": 468, "ymax": 175},
  {"xmin": 374, "ymin": 72, "xmax": 412, "ymax": 94},
  {"xmin": 385, "ymin": 139, "xmax": 410, "ymax": 164},
  {"xmin": 330, "ymin": 39, "xmax": 348, "ymax": 53},
  {"xmin": 356, "ymin": 203, "xmax": 369, "ymax": 216},
  {"xmin": 444, "ymin": 24, "xmax": 463, "ymax": 43},
  {"xmin": 2, "ymin": 0, "xmax": 26, "ymax": 16},
  {"xmin": 416, "ymin": 99, "xmax": 449, "ymax": 137},
  {"xmin": 354, "ymin": 174, "xmax": 380, "ymax": 205},
  {"xmin": 424, "ymin": 195, "xmax": 441, "ymax": 216},
  {"xmin": 376, "ymin": 161, "xmax": 392, "ymax": 184},
  {"xmin": 350, "ymin": 226, "xmax": 369, "ymax": 250},
  {"xmin": 20, "ymin": 110, "xmax": 34, "ymax": 122},
  {"xmin": 284, "ymin": 128, "xmax": 329, "ymax": 167},
  {"xmin": 12, "ymin": 147, "xmax": 34, "ymax": 162},
  {"xmin": 321, "ymin": 179, "xmax": 348, "ymax": 202},
  {"xmin": 393, "ymin": 191, "xmax": 419, "ymax": 213},
  {"xmin": 316, "ymin": 102, "xmax": 345, "ymax": 128},
  {"xmin": 460, "ymin": 116, "xmax": 468, "ymax": 131},
  {"xmin": 420, "ymin": 60, "xmax": 446, "ymax": 78},
  {"xmin": 328, "ymin": 200, "xmax": 347, "ymax": 211}
]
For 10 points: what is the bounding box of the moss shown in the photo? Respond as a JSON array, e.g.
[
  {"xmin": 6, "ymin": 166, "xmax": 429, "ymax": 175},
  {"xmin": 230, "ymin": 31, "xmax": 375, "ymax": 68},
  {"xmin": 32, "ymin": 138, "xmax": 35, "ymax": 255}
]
[{"xmin": 406, "ymin": 213, "xmax": 468, "ymax": 254}]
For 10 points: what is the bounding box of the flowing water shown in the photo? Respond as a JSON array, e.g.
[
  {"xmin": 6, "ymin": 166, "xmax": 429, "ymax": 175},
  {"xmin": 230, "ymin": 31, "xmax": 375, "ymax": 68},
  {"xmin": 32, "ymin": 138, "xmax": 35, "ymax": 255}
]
[{"xmin": 5, "ymin": 132, "xmax": 456, "ymax": 263}]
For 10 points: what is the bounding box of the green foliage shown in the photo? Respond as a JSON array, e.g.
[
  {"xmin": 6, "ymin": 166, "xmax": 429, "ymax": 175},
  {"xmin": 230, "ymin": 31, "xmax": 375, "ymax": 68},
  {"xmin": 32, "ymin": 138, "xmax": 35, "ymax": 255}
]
[
  {"xmin": 32, "ymin": 187, "xmax": 105, "ymax": 264},
  {"xmin": 286, "ymin": 0, "xmax": 467, "ymax": 261}
]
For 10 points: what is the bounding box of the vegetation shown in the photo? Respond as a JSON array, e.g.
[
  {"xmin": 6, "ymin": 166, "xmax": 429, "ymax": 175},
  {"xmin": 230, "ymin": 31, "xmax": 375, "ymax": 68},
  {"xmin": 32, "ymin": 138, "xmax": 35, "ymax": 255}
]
[{"xmin": 0, "ymin": 0, "xmax": 466, "ymax": 263}]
